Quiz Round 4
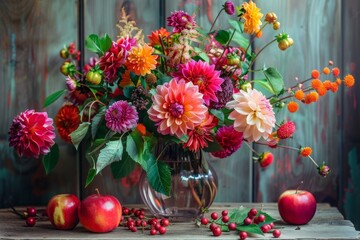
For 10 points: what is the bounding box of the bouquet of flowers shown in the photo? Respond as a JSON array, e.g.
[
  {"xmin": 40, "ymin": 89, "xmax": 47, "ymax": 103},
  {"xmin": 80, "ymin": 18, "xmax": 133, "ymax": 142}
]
[{"xmin": 8, "ymin": 1, "xmax": 355, "ymax": 196}]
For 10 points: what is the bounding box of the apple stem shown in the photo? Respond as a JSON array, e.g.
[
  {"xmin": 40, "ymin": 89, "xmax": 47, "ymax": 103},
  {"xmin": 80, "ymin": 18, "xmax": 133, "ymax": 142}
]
[
  {"xmin": 95, "ymin": 188, "xmax": 100, "ymax": 196},
  {"xmin": 295, "ymin": 181, "xmax": 304, "ymax": 194}
]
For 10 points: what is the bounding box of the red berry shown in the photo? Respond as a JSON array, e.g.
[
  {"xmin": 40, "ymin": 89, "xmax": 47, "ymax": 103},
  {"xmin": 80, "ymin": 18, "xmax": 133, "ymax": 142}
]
[
  {"xmin": 161, "ymin": 218, "xmax": 170, "ymax": 227},
  {"xmin": 211, "ymin": 212, "xmax": 218, "ymax": 220},
  {"xmin": 123, "ymin": 208, "xmax": 130, "ymax": 215},
  {"xmin": 159, "ymin": 226, "xmax": 167, "ymax": 234},
  {"xmin": 244, "ymin": 217, "xmax": 252, "ymax": 225},
  {"xmin": 269, "ymin": 222, "xmax": 275, "ymax": 229},
  {"xmin": 135, "ymin": 210, "xmax": 141, "ymax": 217},
  {"xmin": 261, "ymin": 224, "xmax": 270, "ymax": 233},
  {"xmin": 26, "ymin": 207, "xmax": 37, "ymax": 217},
  {"xmin": 277, "ymin": 121, "xmax": 296, "ymax": 139},
  {"xmin": 26, "ymin": 217, "xmax": 36, "ymax": 227},
  {"xmin": 200, "ymin": 217, "xmax": 209, "ymax": 225},
  {"xmin": 127, "ymin": 220, "xmax": 135, "ymax": 228},
  {"xmin": 139, "ymin": 214, "xmax": 145, "ymax": 220},
  {"xmin": 221, "ymin": 210, "xmax": 228, "ymax": 216},
  {"xmin": 212, "ymin": 226, "xmax": 222, "ymax": 236},
  {"xmin": 141, "ymin": 221, "xmax": 147, "ymax": 227},
  {"xmin": 209, "ymin": 223, "xmax": 218, "ymax": 231},
  {"xmin": 248, "ymin": 208, "xmax": 257, "ymax": 218},
  {"xmin": 150, "ymin": 229, "xmax": 157, "ymax": 235},
  {"xmin": 130, "ymin": 208, "xmax": 136, "ymax": 214},
  {"xmin": 239, "ymin": 231, "xmax": 248, "ymax": 240},
  {"xmin": 135, "ymin": 220, "xmax": 141, "ymax": 226},
  {"xmin": 154, "ymin": 223, "xmax": 161, "ymax": 230},
  {"xmin": 130, "ymin": 226, "xmax": 137, "ymax": 232},
  {"xmin": 228, "ymin": 222, "xmax": 236, "ymax": 231},
  {"xmin": 273, "ymin": 229, "xmax": 281, "ymax": 238},
  {"xmin": 258, "ymin": 214, "xmax": 266, "ymax": 222},
  {"xmin": 222, "ymin": 215, "xmax": 229, "ymax": 223}
]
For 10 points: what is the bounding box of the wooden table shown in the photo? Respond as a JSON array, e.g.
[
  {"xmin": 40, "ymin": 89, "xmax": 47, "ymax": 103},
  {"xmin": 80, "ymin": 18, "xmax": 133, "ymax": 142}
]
[{"xmin": 0, "ymin": 203, "xmax": 358, "ymax": 239}]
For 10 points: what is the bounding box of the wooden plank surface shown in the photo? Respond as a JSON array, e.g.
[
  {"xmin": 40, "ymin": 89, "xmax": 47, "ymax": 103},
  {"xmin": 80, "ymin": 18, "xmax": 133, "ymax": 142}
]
[{"xmin": 0, "ymin": 203, "xmax": 358, "ymax": 239}]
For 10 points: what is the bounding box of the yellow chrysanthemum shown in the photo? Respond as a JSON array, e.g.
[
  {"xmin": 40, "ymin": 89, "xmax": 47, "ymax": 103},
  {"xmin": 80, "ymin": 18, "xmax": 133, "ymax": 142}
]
[
  {"xmin": 125, "ymin": 44, "xmax": 157, "ymax": 76},
  {"xmin": 242, "ymin": 0, "xmax": 263, "ymax": 34}
]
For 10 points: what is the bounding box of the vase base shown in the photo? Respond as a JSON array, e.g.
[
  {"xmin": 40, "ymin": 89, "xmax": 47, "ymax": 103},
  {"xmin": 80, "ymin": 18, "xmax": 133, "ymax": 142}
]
[{"xmin": 152, "ymin": 207, "xmax": 199, "ymax": 222}]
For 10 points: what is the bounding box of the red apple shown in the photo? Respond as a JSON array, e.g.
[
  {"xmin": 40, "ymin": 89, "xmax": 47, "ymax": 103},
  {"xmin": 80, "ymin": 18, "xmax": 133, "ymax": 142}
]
[
  {"xmin": 278, "ymin": 190, "xmax": 317, "ymax": 225},
  {"xmin": 78, "ymin": 193, "xmax": 122, "ymax": 233},
  {"xmin": 47, "ymin": 194, "xmax": 80, "ymax": 230}
]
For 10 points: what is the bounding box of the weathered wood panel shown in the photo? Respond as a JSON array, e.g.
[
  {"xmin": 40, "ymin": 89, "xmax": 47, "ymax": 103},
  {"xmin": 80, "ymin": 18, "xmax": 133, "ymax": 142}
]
[
  {"xmin": 341, "ymin": 0, "xmax": 360, "ymax": 231},
  {"xmin": 253, "ymin": 0, "xmax": 343, "ymax": 206},
  {"xmin": 0, "ymin": 0, "xmax": 79, "ymax": 208}
]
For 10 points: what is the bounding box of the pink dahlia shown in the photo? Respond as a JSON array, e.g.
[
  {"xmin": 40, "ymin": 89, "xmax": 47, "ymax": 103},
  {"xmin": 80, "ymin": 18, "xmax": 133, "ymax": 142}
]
[
  {"xmin": 184, "ymin": 113, "xmax": 217, "ymax": 152},
  {"xmin": 172, "ymin": 60, "xmax": 224, "ymax": 106},
  {"xmin": 211, "ymin": 125, "xmax": 243, "ymax": 158},
  {"xmin": 148, "ymin": 79, "xmax": 208, "ymax": 138},
  {"xmin": 99, "ymin": 37, "xmax": 137, "ymax": 84},
  {"xmin": 226, "ymin": 89, "xmax": 275, "ymax": 142},
  {"xmin": 167, "ymin": 10, "xmax": 196, "ymax": 33},
  {"xmin": 8, "ymin": 109, "xmax": 56, "ymax": 158},
  {"xmin": 105, "ymin": 100, "xmax": 139, "ymax": 133}
]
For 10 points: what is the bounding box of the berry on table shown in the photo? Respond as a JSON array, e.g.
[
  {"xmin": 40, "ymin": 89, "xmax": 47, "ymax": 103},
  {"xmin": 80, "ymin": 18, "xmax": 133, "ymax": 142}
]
[
  {"xmin": 244, "ymin": 217, "xmax": 252, "ymax": 225},
  {"xmin": 200, "ymin": 217, "xmax": 209, "ymax": 225},
  {"xmin": 273, "ymin": 229, "xmax": 281, "ymax": 238},
  {"xmin": 257, "ymin": 214, "xmax": 266, "ymax": 222},
  {"xmin": 150, "ymin": 229, "xmax": 157, "ymax": 235},
  {"xmin": 211, "ymin": 212, "xmax": 219, "ymax": 220},
  {"xmin": 221, "ymin": 210, "xmax": 228, "ymax": 216},
  {"xmin": 26, "ymin": 217, "xmax": 36, "ymax": 227},
  {"xmin": 228, "ymin": 222, "xmax": 236, "ymax": 231},
  {"xmin": 26, "ymin": 207, "xmax": 37, "ymax": 217},
  {"xmin": 239, "ymin": 231, "xmax": 248, "ymax": 240},
  {"xmin": 212, "ymin": 226, "xmax": 222, "ymax": 236},
  {"xmin": 160, "ymin": 218, "xmax": 170, "ymax": 227},
  {"xmin": 222, "ymin": 215, "xmax": 230, "ymax": 223},
  {"xmin": 159, "ymin": 226, "xmax": 167, "ymax": 234}
]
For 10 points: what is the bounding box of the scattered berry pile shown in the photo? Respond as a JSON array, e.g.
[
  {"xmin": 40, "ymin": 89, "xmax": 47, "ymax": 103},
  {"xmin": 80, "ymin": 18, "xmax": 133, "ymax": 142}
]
[
  {"xmin": 121, "ymin": 207, "xmax": 170, "ymax": 236},
  {"xmin": 198, "ymin": 207, "xmax": 281, "ymax": 239}
]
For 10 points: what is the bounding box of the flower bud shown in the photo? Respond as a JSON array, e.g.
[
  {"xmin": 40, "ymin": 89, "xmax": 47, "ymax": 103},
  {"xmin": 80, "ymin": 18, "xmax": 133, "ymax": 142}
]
[
  {"xmin": 265, "ymin": 12, "xmax": 277, "ymax": 24},
  {"xmin": 273, "ymin": 21, "xmax": 280, "ymax": 30},
  {"xmin": 240, "ymin": 82, "xmax": 252, "ymax": 92},
  {"xmin": 224, "ymin": 1, "xmax": 235, "ymax": 15},
  {"xmin": 318, "ymin": 163, "xmax": 330, "ymax": 177}
]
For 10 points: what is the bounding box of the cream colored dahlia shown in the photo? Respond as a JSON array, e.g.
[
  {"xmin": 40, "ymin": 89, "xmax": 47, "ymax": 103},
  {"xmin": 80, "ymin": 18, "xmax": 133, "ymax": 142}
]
[{"xmin": 226, "ymin": 89, "xmax": 275, "ymax": 142}]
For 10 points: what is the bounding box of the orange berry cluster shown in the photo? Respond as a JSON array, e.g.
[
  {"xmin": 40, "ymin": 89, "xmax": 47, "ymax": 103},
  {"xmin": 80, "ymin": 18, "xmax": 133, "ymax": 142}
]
[{"xmin": 287, "ymin": 61, "xmax": 355, "ymax": 113}]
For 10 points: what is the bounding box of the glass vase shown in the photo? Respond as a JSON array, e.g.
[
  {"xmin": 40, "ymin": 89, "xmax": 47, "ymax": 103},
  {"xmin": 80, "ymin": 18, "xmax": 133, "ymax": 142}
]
[{"xmin": 139, "ymin": 141, "xmax": 218, "ymax": 221}]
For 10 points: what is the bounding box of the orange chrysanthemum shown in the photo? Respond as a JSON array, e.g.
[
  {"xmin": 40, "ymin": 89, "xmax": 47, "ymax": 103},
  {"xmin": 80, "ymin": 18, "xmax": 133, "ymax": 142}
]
[
  {"xmin": 287, "ymin": 101, "xmax": 298, "ymax": 113},
  {"xmin": 332, "ymin": 67, "xmax": 340, "ymax": 77},
  {"xmin": 241, "ymin": 0, "xmax": 263, "ymax": 34},
  {"xmin": 323, "ymin": 80, "xmax": 332, "ymax": 90},
  {"xmin": 300, "ymin": 147, "xmax": 312, "ymax": 157},
  {"xmin": 294, "ymin": 89, "xmax": 305, "ymax": 100},
  {"xmin": 125, "ymin": 44, "xmax": 158, "ymax": 76},
  {"xmin": 311, "ymin": 79, "xmax": 322, "ymax": 90},
  {"xmin": 311, "ymin": 69, "xmax": 320, "ymax": 79},
  {"xmin": 148, "ymin": 27, "xmax": 170, "ymax": 47},
  {"xmin": 344, "ymin": 74, "xmax": 355, "ymax": 87},
  {"xmin": 55, "ymin": 104, "xmax": 81, "ymax": 143},
  {"xmin": 323, "ymin": 67, "xmax": 331, "ymax": 75},
  {"xmin": 119, "ymin": 70, "xmax": 135, "ymax": 88}
]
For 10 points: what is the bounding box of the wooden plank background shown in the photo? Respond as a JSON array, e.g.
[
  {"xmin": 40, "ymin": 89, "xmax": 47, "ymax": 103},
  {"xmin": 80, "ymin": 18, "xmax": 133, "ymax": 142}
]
[{"xmin": 0, "ymin": 0, "xmax": 359, "ymax": 230}]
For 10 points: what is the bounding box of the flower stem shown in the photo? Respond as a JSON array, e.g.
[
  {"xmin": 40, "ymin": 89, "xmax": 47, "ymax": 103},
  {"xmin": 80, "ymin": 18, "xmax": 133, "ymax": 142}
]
[
  {"xmin": 209, "ymin": 9, "xmax": 224, "ymax": 33},
  {"xmin": 244, "ymin": 140, "xmax": 261, "ymax": 157},
  {"xmin": 248, "ymin": 39, "xmax": 277, "ymax": 70}
]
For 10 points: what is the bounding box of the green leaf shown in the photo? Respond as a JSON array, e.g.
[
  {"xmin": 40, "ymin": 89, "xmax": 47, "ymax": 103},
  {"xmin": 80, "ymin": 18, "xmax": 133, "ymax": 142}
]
[
  {"xmin": 215, "ymin": 30, "xmax": 231, "ymax": 45},
  {"xmin": 237, "ymin": 224, "xmax": 264, "ymax": 236},
  {"xmin": 85, "ymin": 34, "xmax": 102, "ymax": 54},
  {"xmin": 42, "ymin": 144, "xmax": 59, "ymax": 174},
  {"xmin": 228, "ymin": 207, "xmax": 250, "ymax": 223},
  {"xmin": 126, "ymin": 132, "xmax": 147, "ymax": 170},
  {"xmin": 157, "ymin": 73, "xmax": 172, "ymax": 85},
  {"xmin": 96, "ymin": 140, "xmax": 123, "ymax": 174},
  {"xmin": 203, "ymin": 138, "xmax": 223, "ymax": 152},
  {"xmin": 232, "ymin": 30, "xmax": 250, "ymax": 49},
  {"xmin": 70, "ymin": 122, "xmax": 91, "ymax": 150},
  {"xmin": 258, "ymin": 211, "xmax": 278, "ymax": 226},
  {"xmin": 210, "ymin": 109, "xmax": 225, "ymax": 123},
  {"xmin": 123, "ymin": 85, "xmax": 135, "ymax": 98},
  {"xmin": 253, "ymin": 79, "xmax": 276, "ymax": 94},
  {"xmin": 85, "ymin": 168, "xmax": 96, "ymax": 187},
  {"xmin": 146, "ymin": 154, "xmax": 171, "ymax": 195},
  {"xmin": 110, "ymin": 151, "xmax": 137, "ymax": 179},
  {"xmin": 99, "ymin": 34, "xmax": 112, "ymax": 53},
  {"xmin": 91, "ymin": 106, "xmax": 106, "ymax": 139},
  {"xmin": 263, "ymin": 67, "xmax": 284, "ymax": 95},
  {"xmin": 43, "ymin": 89, "xmax": 65, "ymax": 108},
  {"xmin": 228, "ymin": 19, "xmax": 242, "ymax": 33},
  {"xmin": 194, "ymin": 47, "xmax": 210, "ymax": 63}
]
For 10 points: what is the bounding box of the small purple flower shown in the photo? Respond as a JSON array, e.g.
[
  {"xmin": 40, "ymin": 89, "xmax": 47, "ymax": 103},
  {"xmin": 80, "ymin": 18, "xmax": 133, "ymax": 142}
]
[
  {"xmin": 167, "ymin": 10, "xmax": 196, "ymax": 33},
  {"xmin": 65, "ymin": 75, "xmax": 77, "ymax": 91},
  {"xmin": 318, "ymin": 163, "xmax": 331, "ymax": 177},
  {"xmin": 105, "ymin": 100, "xmax": 139, "ymax": 133},
  {"xmin": 224, "ymin": 1, "xmax": 235, "ymax": 15}
]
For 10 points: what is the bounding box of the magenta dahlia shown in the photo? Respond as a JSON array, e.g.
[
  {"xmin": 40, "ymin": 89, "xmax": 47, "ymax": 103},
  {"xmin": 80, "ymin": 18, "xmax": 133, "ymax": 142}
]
[
  {"xmin": 8, "ymin": 109, "xmax": 56, "ymax": 158},
  {"xmin": 105, "ymin": 100, "xmax": 139, "ymax": 133},
  {"xmin": 211, "ymin": 125, "xmax": 243, "ymax": 158},
  {"xmin": 99, "ymin": 37, "xmax": 137, "ymax": 84},
  {"xmin": 167, "ymin": 10, "xmax": 196, "ymax": 33},
  {"xmin": 172, "ymin": 60, "xmax": 224, "ymax": 106}
]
